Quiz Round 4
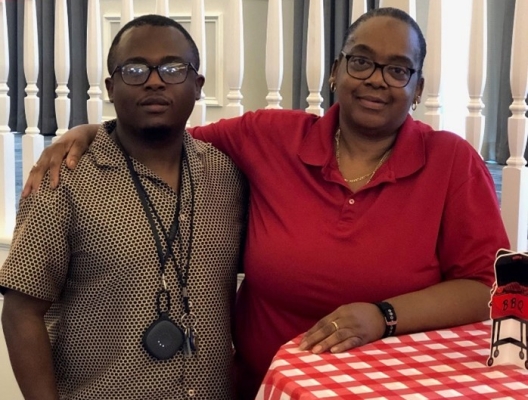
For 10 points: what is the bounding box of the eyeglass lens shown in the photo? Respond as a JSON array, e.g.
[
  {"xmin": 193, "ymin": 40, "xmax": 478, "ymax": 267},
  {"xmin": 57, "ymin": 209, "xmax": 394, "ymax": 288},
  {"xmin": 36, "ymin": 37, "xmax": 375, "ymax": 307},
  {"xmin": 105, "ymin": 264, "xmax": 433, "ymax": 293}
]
[
  {"xmin": 346, "ymin": 57, "xmax": 413, "ymax": 88},
  {"xmin": 120, "ymin": 63, "xmax": 191, "ymax": 85}
]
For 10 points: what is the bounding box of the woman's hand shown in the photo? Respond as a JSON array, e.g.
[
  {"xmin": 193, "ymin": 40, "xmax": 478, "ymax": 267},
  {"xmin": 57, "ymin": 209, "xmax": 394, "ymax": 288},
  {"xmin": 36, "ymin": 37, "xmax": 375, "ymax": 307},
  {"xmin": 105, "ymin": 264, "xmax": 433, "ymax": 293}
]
[
  {"xmin": 299, "ymin": 302, "xmax": 386, "ymax": 354},
  {"xmin": 22, "ymin": 124, "xmax": 99, "ymax": 197}
]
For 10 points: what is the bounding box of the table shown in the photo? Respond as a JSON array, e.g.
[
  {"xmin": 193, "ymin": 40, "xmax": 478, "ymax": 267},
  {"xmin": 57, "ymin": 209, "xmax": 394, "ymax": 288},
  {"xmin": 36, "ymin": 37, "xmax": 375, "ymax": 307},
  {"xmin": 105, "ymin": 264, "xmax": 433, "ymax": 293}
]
[{"xmin": 256, "ymin": 321, "xmax": 528, "ymax": 399}]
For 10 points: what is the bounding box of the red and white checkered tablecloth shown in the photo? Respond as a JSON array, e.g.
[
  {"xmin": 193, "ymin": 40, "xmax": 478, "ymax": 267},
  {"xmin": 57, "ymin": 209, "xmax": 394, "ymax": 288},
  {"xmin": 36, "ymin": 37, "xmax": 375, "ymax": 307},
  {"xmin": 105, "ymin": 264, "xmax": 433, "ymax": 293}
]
[{"xmin": 256, "ymin": 321, "xmax": 528, "ymax": 400}]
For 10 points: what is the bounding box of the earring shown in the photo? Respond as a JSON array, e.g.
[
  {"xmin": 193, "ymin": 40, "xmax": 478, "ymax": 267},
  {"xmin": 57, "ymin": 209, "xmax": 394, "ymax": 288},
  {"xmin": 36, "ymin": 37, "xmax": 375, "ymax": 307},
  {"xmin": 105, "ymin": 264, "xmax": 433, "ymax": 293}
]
[
  {"xmin": 330, "ymin": 82, "xmax": 336, "ymax": 93},
  {"xmin": 411, "ymin": 102, "xmax": 417, "ymax": 111}
]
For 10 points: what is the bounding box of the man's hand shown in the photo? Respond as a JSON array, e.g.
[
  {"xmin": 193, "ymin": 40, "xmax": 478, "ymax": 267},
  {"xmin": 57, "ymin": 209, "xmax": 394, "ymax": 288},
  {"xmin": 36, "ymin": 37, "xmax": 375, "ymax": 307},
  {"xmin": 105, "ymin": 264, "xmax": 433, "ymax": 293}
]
[
  {"xmin": 299, "ymin": 302, "xmax": 385, "ymax": 354},
  {"xmin": 22, "ymin": 124, "xmax": 99, "ymax": 197}
]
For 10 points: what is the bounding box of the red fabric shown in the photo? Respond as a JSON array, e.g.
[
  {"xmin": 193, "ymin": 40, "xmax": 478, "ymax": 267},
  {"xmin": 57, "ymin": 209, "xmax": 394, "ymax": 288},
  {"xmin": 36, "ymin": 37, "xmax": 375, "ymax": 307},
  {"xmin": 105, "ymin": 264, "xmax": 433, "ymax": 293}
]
[
  {"xmin": 256, "ymin": 321, "xmax": 527, "ymax": 399},
  {"xmin": 191, "ymin": 104, "xmax": 509, "ymax": 399}
]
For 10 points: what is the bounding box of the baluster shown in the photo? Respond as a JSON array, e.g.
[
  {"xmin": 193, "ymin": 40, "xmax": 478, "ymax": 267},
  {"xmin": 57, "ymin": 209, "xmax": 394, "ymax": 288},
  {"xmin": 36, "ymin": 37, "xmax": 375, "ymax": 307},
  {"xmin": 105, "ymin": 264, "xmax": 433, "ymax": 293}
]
[
  {"xmin": 121, "ymin": 0, "xmax": 134, "ymax": 27},
  {"xmin": 501, "ymin": 0, "xmax": 528, "ymax": 252},
  {"xmin": 265, "ymin": 0, "xmax": 283, "ymax": 109},
  {"xmin": 22, "ymin": 0, "xmax": 44, "ymax": 183},
  {"xmin": 422, "ymin": 0, "xmax": 442, "ymax": 129},
  {"xmin": 465, "ymin": 0, "xmax": 486, "ymax": 154},
  {"xmin": 54, "ymin": 0, "xmax": 70, "ymax": 139},
  {"xmin": 379, "ymin": 0, "xmax": 416, "ymax": 18},
  {"xmin": 224, "ymin": 0, "xmax": 244, "ymax": 118},
  {"xmin": 156, "ymin": 0, "xmax": 169, "ymax": 17},
  {"xmin": 86, "ymin": 0, "xmax": 103, "ymax": 124},
  {"xmin": 0, "ymin": 0, "xmax": 15, "ymax": 237},
  {"xmin": 189, "ymin": 0, "xmax": 206, "ymax": 126},
  {"xmin": 351, "ymin": 0, "xmax": 367, "ymax": 24},
  {"xmin": 305, "ymin": 0, "xmax": 324, "ymax": 116}
]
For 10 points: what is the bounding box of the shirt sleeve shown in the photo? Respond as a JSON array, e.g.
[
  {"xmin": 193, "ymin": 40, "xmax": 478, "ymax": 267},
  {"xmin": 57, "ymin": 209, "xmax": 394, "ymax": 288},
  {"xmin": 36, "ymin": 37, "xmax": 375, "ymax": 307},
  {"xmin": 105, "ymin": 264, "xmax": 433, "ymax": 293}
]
[
  {"xmin": 0, "ymin": 174, "xmax": 72, "ymax": 301},
  {"xmin": 437, "ymin": 141, "xmax": 509, "ymax": 287}
]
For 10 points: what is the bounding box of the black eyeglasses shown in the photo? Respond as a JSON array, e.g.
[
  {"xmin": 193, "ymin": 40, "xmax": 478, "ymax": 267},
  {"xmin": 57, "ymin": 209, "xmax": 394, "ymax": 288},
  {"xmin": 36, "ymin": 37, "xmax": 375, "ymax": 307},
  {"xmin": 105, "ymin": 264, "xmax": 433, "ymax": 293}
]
[
  {"xmin": 111, "ymin": 62, "xmax": 198, "ymax": 86},
  {"xmin": 340, "ymin": 52, "xmax": 417, "ymax": 88}
]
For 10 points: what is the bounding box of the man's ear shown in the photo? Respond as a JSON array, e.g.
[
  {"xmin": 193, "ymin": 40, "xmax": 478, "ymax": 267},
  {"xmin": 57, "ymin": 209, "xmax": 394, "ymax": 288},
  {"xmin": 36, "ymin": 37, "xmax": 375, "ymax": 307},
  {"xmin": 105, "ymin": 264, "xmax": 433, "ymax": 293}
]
[
  {"xmin": 194, "ymin": 74, "xmax": 205, "ymax": 101},
  {"xmin": 105, "ymin": 77, "xmax": 114, "ymax": 103}
]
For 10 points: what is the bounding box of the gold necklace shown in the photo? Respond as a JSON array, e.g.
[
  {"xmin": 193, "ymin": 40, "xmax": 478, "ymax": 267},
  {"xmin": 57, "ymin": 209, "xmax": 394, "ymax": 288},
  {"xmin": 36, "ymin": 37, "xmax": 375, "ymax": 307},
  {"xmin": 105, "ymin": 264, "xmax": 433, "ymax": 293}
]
[{"xmin": 334, "ymin": 128, "xmax": 391, "ymax": 184}]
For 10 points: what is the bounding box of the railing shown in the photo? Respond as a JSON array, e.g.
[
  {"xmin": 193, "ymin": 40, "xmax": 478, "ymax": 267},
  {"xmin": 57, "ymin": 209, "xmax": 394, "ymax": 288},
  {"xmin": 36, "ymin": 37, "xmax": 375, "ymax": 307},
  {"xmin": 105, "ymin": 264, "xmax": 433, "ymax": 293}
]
[{"xmin": 0, "ymin": 0, "xmax": 527, "ymax": 251}]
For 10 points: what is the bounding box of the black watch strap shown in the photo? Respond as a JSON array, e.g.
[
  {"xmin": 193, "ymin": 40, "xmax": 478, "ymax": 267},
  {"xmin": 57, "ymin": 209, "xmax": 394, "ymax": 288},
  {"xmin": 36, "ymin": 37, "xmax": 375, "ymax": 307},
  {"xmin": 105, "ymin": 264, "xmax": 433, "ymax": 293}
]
[{"xmin": 374, "ymin": 301, "xmax": 397, "ymax": 338}]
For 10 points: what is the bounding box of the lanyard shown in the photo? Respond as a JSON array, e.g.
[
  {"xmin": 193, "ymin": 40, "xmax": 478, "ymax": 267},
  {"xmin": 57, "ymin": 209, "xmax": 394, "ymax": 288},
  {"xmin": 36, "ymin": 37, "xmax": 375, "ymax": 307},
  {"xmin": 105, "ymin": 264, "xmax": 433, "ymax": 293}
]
[{"xmin": 116, "ymin": 135, "xmax": 195, "ymax": 316}]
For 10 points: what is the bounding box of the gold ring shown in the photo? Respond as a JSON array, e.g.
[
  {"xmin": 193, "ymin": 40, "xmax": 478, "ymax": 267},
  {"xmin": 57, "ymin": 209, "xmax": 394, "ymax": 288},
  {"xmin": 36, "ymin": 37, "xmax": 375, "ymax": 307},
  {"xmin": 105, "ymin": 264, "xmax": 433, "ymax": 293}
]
[{"xmin": 331, "ymin": 321, "xmax": 339, "ymax": 332}]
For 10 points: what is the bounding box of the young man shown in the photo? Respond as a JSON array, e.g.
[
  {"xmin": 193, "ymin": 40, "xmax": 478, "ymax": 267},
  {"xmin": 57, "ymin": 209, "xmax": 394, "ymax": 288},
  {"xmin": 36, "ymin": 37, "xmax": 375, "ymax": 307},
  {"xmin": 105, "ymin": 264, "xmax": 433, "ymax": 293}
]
[{"xmin": 0, "ymin": 15, "xmax": 246, "ymax": 400}]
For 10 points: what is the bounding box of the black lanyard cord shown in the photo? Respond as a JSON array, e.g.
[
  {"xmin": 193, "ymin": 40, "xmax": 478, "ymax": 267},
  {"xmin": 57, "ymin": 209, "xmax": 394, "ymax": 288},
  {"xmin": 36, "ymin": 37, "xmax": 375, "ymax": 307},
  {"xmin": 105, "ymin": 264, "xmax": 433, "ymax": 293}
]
[{"xmin": 115, "ymin": 134, "xmax": 195, "ymax": 315}]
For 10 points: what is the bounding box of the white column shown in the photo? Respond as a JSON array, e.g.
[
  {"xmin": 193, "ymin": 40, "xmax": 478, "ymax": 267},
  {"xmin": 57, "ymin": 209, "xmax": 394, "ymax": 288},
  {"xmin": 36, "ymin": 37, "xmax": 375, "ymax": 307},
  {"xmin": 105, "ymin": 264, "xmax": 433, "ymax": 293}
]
[
  {"xmin": 86, "ymin": 0, "xmax": 103, "ymax": 124},
  {"xmin": 305, "ymin": 0, "xmax": 324, "ymax": 116},
  {"xmin": 379, "ymin": 0, "xmax": 416, "ymax": 18},
  {"xmin": 422, "ymin": 0, "xmax": 442, "ymax": 130},
  {"xmin": 351, "ymin": 0, "xmax": 367, "ymax": 24},
  {"xmin": 501, "ymin": 0, "xmax": 528, "ymax": 252},
  {"xmin": 224, "ymin": 0, "xmax": 244, "ymax": 118},
  {"xmin": 54, "ymin": 0, "xmax": 70, "ymax": 139},
  {"xmin": 156, "ymin": 0, "xmax": 169, "ymax": 17},
  {"xmin": 22, "ymin": 0, "xmax": 44, "ymax": 184},
  {"xmin": 465, "ymin": 0, "xmax": 486, "ymax": 155},
  {"xmin": 265, "ymin": 0, "xmax": 283, "ymax": 109},
  {"xmin": 189, "ymin": 0, "xmax": 206, "ymax": 127},
  {"xmin": 0, "ymin": 0, "xmax": 15, "ymax": 238},
  {"xmin": 121, "ymin": 0, "xmax": 134, "ymax": 28}
]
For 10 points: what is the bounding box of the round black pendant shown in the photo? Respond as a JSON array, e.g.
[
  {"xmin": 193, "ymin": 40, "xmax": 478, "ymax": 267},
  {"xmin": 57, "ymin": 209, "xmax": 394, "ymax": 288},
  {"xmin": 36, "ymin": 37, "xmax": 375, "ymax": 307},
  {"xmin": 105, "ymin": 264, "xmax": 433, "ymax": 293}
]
[{"xmin": 143, "ymin": 314, "xmax": 184, "ymax": 360}]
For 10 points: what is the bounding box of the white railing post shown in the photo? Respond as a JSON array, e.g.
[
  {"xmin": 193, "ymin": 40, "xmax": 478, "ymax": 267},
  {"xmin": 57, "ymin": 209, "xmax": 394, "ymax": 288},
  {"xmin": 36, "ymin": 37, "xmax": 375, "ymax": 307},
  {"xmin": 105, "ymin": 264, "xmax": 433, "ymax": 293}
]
[
  {"xmin": 465, "ymin": 0, "xmax": 486, "ymax": 154},
  {"xmin": 305, "ymin": 0, "xmax": 324, "ymax": 116},
  {"xmin": 54, "ymin": 0, "xmax": 70, "ymax": 139},
  {"xmin": 422, "ymin": 0, "xmax": 442, "ymax": 130},
  {"xmin": 265, "ymin": 0, "xmax": 283, "ymax": 109},
  {"xmin": 501, "ymin": 0, "xmax": 528, "ymax": 252},
  {"xmin": 351, "ymin": 0, "xmax": 367, "ymax": 24},
  {"xmin": 0, "ymin": 0, "xmax": 15, "ymax": 238},
  {"xmin": 189, "ymin": 0, "xmax": 206, "ymax": 126},
  {"xmin": 22, "ymin": 0, "xmax": 44, "ymax": 183},
  {"xmin": 121, "ymin": 0, "xmax": 134, "ymax": 28},
  {"xmin": 224, "ymin": 0, "xmax": 244, "ymax": 118},
  {"xmin": 379, "ymin": 0, "xmax": 416, "ymax": 18},
  {"xmin": 156, "ymin": 0, "xmax": 169, "ymax": 17},
  {"xmin": 86, "ymin": 0, "xmax": 103, "ymax": 124}
]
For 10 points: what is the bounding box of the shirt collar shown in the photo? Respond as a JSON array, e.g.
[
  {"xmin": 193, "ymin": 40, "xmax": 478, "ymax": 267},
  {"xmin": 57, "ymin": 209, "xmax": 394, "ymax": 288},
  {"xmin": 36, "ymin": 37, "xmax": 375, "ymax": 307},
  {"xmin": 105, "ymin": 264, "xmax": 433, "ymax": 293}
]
[{"xmin": 297, "ymin": 103, "xmax": 426, "ymax": 181}]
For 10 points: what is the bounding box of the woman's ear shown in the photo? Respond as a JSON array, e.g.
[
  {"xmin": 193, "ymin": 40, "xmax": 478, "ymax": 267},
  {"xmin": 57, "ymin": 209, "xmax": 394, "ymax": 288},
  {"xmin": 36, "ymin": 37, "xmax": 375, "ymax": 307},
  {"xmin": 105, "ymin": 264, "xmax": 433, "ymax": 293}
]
[{"xmin": 105, "ymin": 77, "xmax": 114, "ymax": 103}]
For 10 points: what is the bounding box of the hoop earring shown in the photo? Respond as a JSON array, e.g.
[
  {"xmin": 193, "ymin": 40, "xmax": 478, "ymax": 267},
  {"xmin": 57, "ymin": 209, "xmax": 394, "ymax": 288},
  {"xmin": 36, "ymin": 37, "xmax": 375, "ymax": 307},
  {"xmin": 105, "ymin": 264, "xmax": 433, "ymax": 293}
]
[
  {"xmin": 330, "ymin": 82, "xmax": 336, "ymax": 93},
  {"xmin": 411, "ymin": 102, "xmax": 417, "ymax": 111}
]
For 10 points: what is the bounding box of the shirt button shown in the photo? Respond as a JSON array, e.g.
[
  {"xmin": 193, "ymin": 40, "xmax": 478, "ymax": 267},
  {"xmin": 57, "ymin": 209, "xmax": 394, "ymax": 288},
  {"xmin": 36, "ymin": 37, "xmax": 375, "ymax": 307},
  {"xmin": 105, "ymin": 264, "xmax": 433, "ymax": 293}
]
[
  {"xmin": 188, "ymin": 389, "xmax": 196, "ymax": 397},
  {"xmin": 179, "ymin": 214, "xmax": 188, "ymax": 222},
  {"xmin": 348, "ymin": 199, "xmax": 355, "ymax": 205}
]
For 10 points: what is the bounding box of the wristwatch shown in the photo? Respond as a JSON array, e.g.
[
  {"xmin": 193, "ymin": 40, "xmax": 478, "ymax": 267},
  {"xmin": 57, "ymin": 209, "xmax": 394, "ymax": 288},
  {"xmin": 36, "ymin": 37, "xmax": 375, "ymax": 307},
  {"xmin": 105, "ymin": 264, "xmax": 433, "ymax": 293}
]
[{"xmin": 374, "ymin": 301, "xmax": 397, "ymax": 338}]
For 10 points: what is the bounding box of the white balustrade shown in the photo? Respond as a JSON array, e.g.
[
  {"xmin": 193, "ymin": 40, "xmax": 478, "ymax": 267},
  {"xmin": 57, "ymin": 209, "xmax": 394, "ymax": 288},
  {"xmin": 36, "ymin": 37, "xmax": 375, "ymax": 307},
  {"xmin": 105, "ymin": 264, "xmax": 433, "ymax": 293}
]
[
  {"xmin": 422, "ymin": 0, "xmax": 442, "ymax": 130},
  {"xmin": 22, "ymin": 0, "xmax": 44, "ymax": 183},
  {"xmin": 86, "ymin": 0, "xmax": 103, "ymax": 124},
  {"xmin": 121, "ymin": 0, "xmax": 134, "ymax": 27},
  {"xmin": 501, "ymin": 0, "xmax": 528, "ymax": 252},
  {"xmin": 0, "ymin": 0, "xmax": 15, "ymax": 238},
  {"xmin": 351, "ymin": 0, "xmax": 367, "ymax": 24},
  {"xmin": 465, "ymin": 0, "xmax": 487, "ymax": 154},
  {"xmin": 305, "ymin": 0, "xmax": 324, "ymax": 116},
  {"xmin": 265, "ymin": 0, "xmax": 283, "ymax": 109},
  {"xmin": 189, "ymin": 0, "xmax": 206, "ymax": 127},
  {"xmin": 224, "ymin": 0, "xmax": 244, "ymax": 118},
  {"xmin": 379, "ymin": 0, "xmax": 416, "ymax": 18},
  {"xmin": 156, "ymin": 0, "xmax": 169, "ymax": 17},
  {"xmin": 54, "ymin": 0, "xmax": 70, "ymax": 139}
]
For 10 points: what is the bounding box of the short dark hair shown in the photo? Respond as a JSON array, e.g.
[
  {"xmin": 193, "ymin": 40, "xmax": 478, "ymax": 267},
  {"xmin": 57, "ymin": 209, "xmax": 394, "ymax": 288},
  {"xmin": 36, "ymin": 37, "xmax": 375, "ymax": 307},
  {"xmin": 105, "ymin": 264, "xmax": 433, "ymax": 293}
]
[
  {"xmin": 106, "ymin": 14, "xmax": 200, "ymax": 74},
  {"xmin": 341, "ymin": 7, "xmax": 426, "ymax": 73}
]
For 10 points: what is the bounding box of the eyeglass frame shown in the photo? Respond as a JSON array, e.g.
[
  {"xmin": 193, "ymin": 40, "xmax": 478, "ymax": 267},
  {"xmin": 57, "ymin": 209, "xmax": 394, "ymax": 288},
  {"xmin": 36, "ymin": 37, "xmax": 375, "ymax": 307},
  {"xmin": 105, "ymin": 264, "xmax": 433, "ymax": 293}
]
[
  {"xmin": 110, "ymin": 62, "xmax": 199, "ymax": 86},
  {"xmin": 340, "ymin": 51, "xmax": 418, "ymax": 88}
]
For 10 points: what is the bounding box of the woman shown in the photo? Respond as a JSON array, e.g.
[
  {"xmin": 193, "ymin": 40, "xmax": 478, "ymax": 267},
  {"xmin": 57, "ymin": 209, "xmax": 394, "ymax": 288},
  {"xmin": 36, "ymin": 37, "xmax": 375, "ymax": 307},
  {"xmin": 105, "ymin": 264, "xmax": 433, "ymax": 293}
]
[{"xmin": 25, "ymin": 8, "xmax": 508, "ymax": 399}]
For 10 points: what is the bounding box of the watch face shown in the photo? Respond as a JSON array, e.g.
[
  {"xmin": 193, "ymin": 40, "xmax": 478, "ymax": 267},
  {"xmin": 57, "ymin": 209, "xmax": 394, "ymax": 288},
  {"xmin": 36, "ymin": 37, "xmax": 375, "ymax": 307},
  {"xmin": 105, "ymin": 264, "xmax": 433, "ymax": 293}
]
[{"xmin": 143, "ymin": 317, "xmax": 184, "ymax": 360}]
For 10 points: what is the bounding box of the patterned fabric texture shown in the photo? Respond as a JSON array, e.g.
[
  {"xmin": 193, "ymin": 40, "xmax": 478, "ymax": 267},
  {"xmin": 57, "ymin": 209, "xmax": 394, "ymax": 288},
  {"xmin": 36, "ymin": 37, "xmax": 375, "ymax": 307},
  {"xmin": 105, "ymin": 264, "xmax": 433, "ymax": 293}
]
[{"xmin": 0, "ymin": 122, "xmax": 247, "ymax": 399}]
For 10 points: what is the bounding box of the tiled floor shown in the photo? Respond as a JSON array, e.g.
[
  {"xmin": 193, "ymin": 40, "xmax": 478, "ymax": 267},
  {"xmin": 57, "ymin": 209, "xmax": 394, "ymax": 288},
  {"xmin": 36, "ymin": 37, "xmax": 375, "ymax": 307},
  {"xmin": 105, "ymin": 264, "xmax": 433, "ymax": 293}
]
[{"xmin": 14, "ymin": 133, "xmax": 505, "ymax": 205}]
